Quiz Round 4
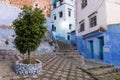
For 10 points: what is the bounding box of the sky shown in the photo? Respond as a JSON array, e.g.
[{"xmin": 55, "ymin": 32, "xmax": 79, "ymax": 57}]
[{"xmin": 0, "ymin": 3, "xmax": 21, "ymax": 25}]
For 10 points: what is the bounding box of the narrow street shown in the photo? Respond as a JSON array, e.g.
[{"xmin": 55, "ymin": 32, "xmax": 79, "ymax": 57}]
[
  {"xmin": 0, "ymin": 0, "xmax": 120, "ymax": 80},
  {"xmin": 0, "ymin": 49, "xmax": 120, "ymax": 80}
]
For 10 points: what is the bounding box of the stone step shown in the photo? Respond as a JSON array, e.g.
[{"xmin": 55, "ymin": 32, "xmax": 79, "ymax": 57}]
[
  {"xmin": 57, "ymin": 47, "xmax": 76, "ymax": 51},
  {"xmin": 66, "ymin": 54, "xmax": 82, "ymax": 58},
  {"xmin": 56, "ymin": 40, "xmax": 76, "ymax": 51},
  {"xmin": 57, "ymin": 50, "xmax": 78, "ymax": 52},
  {"xmin": 84, "ymin": 59, "xmax": 104, "ymax": 66},
  {"xmin": 56, "ymin": 50, "xmax": 80, "ymax": 55},
  {"xmin": 56, "ymin": 54, "xmax": 82, "ymax": 58},
  {"xmin": 86, "ymin": 65, "xmax": 114, "ymax": 70},
  {"xmin": 56, "ymin": 53, "xmax": 81, "ymax": 57},
  {"xmin": 90, "ymin": 67, "xmax": 120, "ymax": 76},
  {"xmin": 56, "ymin": 50, "xmax": 83, "ymax": 59}
]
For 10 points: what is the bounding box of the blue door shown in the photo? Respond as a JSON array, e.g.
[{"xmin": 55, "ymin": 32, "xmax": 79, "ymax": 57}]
[
  {"xmin": 89, "ymin": 41, "xmax": 94, "ymax": 59},
  {"xmin": 98, "ymin": 37, "xmax": 104, "ymax": 60}
]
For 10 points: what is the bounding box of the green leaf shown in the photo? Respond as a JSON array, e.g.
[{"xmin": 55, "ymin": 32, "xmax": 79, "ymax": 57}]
[{"xmin": 13, "ymin": 5, "xmax": 47, "ymax": 55}]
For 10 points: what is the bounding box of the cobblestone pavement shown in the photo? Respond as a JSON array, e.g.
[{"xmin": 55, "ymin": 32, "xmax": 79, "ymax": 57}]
[{"xmin": 0, "ymin": 50, "xmax": 120, "ymax": 80}]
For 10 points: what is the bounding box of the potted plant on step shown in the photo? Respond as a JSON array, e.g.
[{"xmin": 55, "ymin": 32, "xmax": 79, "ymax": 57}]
[{"xmin": 13, "ymin": 6, "xmax": 47, "ymax": 76}]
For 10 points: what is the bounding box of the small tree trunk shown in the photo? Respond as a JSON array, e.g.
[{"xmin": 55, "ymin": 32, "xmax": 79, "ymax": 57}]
[
  {"xmin": 23, "ymin": 54, "xmax": 24, "ymax": 60},
  {"xmin": 28, "ymin": 51, "xmax": 31, "ymax": 64}
]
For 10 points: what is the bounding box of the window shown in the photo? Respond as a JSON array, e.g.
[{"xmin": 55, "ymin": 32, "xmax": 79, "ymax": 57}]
[
  {"xmin": 53, "ymin": 3, "xmax": 56, "ymax": 9},
  {"xmin": 67, "ymin": 35, "xmax": 70, "ymax": 40},
  {"xmin": 34, "ymin": 2, "xmax": 39, "ymax": 8},
  {"xmin": 59, "ymin": 11, "xmax": 63, "ymax": 18},
  {"xmin": 59, "ymin": 0, "xmax": 63, "ymax": 2},
  {"xmin": 44, "ymin": 6, "xmax": 46, "ymax": 10},
  {"xmin": 35, "ymin": 3, "xmax": 38, "ymax": 8},
  {"xmin": 80, "ymin": 23, "xmax": 85, "ymax": 32},
  {"xmin": 52, "ymin": 25, "xmax": 56, "ymax": 31},
  {"xmin": 89, "ymin": 14, "xmax": 97, "ymax": 28},
  {"xmin": 81, "ymin": 0, "xmax": 87, "ymax": 9},
  {"xmin": 79, "ymin": 20, "xmax": 85, "ymax": 32},
  {"xmin": 69, "ymin": 24, "xmax": 72, "ymax": 30},
  {"xmin": 60, "ymin": 0, "xmax": 63, "ymax": 5},
  {"xmin": 68, "ymin": 8, "xmax": 72, "ymax": 17},
  {"xmin": 53, "ymin": 14, "xmax": 56, "ymax": 20}
]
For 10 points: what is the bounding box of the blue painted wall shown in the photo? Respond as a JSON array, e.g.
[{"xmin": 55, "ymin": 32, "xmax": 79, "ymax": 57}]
[
  {"xmin": 76, "ymin": 24, "xmax": 120, "ymax": 66},
  {"xmin": 77, "ymin": 32, "xmax": 105, "ymax": 59},
  {"xmin": 104, "ymin": 24, "xmax": 120, "ymax": 66},
  {"xmin": 67, "ymin": 31, "xmax": 77, "ymax": 45},
  {"xmin": 76, "ymin": 36, "xmax": 86, "ymax": 56},
  {"xmin": 70, "ymin": 31, "xmax": 77, "ymax": 45},
  {"xmin": 56, "ymin": 35, "xmax": 65, "ymax": 40},
  {"xmin": 52, "ymin": 31, "xmax": 65, "ymax": 40}
]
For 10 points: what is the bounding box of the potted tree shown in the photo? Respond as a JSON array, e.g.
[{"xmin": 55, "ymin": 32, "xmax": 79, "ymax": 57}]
[{"xmin": 13, "ymin": 6, "xmax": 47, "ymax": 76}]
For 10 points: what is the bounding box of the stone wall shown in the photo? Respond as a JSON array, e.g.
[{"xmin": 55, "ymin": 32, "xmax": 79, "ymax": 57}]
[{"xmin": 15, "ymin": 60, "xmax": 42, "ymax": 76}]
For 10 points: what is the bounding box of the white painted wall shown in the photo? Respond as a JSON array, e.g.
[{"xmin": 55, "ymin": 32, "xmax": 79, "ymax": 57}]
[
  {"xmin": 76, "ymin": 0, "xmax": 120, "ymax": 37},
  {"xmin": 76, "ymin": 0, "xmax": 107, "ymax": 36},
  {"xmin": 0, "ymin": 3, "xmax": 21, "ymax": 25},
  {"xmin": 44, "ymin": 17, "xmax": 52, "ymax": 31},
  {"xmin": 64, "ymin": 0, "xmax": 74, "ymax": 7},
  {"xmin": 51, "ymin": 0, "xmax": 75, "ymax": 40},
  {"xmin": 0, "ymin": 28, "xmax": 15, "ymax": 50},
  {"xmin": 106, "ymin": 0, "xmax": 120, "ymax": 25}
]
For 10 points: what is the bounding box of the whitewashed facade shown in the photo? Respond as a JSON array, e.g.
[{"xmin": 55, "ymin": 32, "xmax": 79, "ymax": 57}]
[
  {"xmin": 76, "ymin": 0, "xmax": 120, "ymax": 36},
  {"xmin": 51, "ymin": 0, "xmax": 75, "ymax": 40}
]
